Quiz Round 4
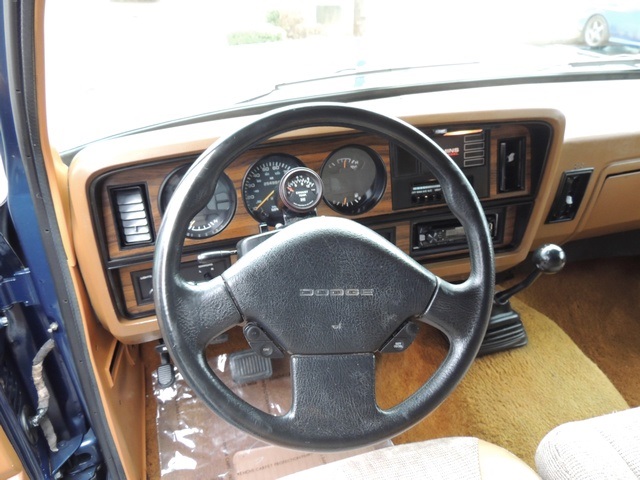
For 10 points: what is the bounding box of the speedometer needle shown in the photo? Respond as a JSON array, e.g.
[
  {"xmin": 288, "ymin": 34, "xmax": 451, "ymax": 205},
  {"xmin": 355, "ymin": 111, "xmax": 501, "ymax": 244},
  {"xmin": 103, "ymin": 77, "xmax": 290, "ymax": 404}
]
[{"xmin": 253, "ymin": 190, "xmax": 275, "ymax": 211}]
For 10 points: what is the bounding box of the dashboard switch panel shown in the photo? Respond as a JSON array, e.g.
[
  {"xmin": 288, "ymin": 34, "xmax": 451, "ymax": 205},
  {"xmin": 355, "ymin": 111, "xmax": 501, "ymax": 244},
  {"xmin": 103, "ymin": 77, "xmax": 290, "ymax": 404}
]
[
  {"xmin": 130, "ymin": 257, "xmax": 230, "ymax": 307},
  {"xmin": 410, "ymin": 183, "xmax": 445, "ymax": 206}
]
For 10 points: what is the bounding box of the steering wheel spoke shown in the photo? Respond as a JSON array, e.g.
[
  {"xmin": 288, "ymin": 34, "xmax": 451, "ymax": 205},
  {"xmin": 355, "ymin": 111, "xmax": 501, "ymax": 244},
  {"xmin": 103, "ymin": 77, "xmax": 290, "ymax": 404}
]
[
  {"xmin": 161, "ymin": 276, "xmax": 242, "ymax": 351},
  {"xmin": 418, "ymin": 277, "xmax": 486, "ymax": 350},
  {"xmin": 282, "ymin": 354, "xmax": 382, "ymax": 448}
]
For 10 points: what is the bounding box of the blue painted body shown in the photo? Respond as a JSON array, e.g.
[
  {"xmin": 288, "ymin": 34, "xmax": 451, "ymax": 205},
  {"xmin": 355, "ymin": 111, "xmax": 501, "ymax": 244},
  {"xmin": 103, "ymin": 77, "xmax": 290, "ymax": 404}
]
[{"xmin": 0, "ymin": 2, "xmax": 101, "ymax": 478}]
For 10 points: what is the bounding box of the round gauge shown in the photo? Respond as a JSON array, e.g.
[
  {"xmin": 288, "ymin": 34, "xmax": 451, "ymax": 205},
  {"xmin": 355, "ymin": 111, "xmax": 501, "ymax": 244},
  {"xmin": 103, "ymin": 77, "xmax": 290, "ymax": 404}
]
[
  {"xmin": 320, "ymin": 145, "xmax": 387, "ymax": 215},
  {"xmin": 278, "ymin": 168, "xmax": 324, "ymax": 213},
  {"xmin": 242, "ymin": 154, "xmax": 304, "ymax": 225},
  {"xmin": 159, "ymin": 164, "xmax": 236, "ymax": 239}
]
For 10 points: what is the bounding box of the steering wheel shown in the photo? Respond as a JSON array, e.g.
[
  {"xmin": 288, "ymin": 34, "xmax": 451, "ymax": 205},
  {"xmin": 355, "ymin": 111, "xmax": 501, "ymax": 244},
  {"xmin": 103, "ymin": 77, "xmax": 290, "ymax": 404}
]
[{"xmin": 153, "ymin": 103, "xmax": 494, "ymax": 451}]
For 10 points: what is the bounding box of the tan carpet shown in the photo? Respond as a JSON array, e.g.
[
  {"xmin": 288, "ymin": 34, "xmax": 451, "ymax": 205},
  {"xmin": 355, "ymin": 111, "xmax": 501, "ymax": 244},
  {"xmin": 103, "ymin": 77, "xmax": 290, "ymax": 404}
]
[
  {"xmin": 516, "ymin": 255, "xmax": 640, "ymax": 407},
  {"xmin": 377, "ymin": 298, "xmax": 629, "ymax": 467}
]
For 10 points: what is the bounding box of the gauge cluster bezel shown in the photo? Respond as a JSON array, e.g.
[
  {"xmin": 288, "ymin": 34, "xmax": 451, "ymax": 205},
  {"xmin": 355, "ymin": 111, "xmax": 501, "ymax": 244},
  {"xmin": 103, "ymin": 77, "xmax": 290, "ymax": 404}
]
[{"xmin": 151, "ymin": 144, "xmax": 391, "ymax": 244}]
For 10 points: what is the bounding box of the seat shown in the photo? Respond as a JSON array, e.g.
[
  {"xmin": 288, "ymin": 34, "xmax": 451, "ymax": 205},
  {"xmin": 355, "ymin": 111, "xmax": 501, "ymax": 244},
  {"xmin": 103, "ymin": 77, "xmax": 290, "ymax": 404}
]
[
  {"xmin": 280, "ymin": 437, "xmax": 540, "ymax": 479},
  {"xmin": 536, "ymin": 407, "xmax": 640, "ymax": 480}
]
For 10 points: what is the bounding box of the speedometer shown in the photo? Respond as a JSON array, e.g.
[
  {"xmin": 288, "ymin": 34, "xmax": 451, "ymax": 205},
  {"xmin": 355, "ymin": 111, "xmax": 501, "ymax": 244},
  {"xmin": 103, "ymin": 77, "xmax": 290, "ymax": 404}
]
[{"xmin": 242, "ymin": 154, "xmax": 304, "ymax": 225}]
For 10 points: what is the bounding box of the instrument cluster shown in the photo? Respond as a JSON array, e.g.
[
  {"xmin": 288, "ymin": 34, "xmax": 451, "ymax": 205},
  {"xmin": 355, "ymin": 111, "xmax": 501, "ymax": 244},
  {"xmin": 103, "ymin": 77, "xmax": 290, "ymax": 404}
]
[{"xmin": 159, "ymin": 145, "xmax": 387, "ymax": 238}]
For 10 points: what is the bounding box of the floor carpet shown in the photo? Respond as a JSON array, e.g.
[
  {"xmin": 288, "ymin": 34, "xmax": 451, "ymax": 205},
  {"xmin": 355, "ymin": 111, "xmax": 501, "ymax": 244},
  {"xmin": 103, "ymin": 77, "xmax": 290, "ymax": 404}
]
[
  {"xmin": 377, "ymin": 297, "xmax": 628, "ymax": 466},
  {"xmin": 516, "ymin": 255, "xmax": 640, "ymax": 407}
]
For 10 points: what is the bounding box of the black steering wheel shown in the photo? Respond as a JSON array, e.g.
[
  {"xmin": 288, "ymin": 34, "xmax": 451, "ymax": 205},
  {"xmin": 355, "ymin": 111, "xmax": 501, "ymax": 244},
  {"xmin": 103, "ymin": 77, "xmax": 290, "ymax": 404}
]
[{"xmin": 153, "ymin": 103, "xmax": 494, "ymax": 451}]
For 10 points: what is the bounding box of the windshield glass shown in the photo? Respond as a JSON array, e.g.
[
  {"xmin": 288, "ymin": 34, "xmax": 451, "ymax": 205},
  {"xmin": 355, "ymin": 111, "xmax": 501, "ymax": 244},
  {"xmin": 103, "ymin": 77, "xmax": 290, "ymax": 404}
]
[{"xmin": 45, "ymin": 0, "xmax": 640, "ymax": 151}]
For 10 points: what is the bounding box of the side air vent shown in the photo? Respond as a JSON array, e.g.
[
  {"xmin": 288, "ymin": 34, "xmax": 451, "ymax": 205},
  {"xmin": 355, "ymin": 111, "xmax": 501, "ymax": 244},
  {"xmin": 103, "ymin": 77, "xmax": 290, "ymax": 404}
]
[
  {"xmin": 110, "ymin": 185, "xmax": 154, "ymax": 247},
  {"xmin": 546, "ymin": 169, "xmax": 593, "ymax": 223}
]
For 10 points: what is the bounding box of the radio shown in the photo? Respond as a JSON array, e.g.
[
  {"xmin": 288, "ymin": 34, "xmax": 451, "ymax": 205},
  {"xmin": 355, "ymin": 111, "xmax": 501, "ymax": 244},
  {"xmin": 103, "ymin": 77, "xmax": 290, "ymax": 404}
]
[{"xmin": 412, "ymin": 213, "xmax": 500, "ymax": 252}]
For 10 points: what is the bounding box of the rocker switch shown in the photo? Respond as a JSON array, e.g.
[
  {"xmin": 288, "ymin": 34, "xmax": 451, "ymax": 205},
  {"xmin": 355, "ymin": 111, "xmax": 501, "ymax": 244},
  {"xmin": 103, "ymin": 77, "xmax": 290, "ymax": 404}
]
[
  {"xmin": 380, "ymin": 321, "xmax": 420, "ymax": 353},
  {"xmin": 243, "ymin": 323, "xmax": 284, "ymax": 359}
]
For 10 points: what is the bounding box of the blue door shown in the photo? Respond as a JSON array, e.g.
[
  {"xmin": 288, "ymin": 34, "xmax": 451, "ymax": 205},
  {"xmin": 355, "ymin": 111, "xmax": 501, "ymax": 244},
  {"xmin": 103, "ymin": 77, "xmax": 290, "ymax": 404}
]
[{"xmin": 0, "ymin": 1, "xmax": 115, "ymax": 478}]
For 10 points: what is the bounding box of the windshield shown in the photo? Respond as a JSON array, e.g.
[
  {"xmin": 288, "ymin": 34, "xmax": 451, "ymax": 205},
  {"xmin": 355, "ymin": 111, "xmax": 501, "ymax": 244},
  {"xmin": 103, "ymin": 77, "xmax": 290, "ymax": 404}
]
[{"xmin": 45, "ymin": 0, "xmax": 640, "ymax": 151}]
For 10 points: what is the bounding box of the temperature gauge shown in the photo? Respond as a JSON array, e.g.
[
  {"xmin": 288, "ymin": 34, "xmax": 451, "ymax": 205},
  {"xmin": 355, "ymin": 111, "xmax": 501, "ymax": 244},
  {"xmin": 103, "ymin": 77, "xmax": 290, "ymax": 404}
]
[{"xmin": 278, "ymin": 167, "xmax": 323, "ymax": 213}]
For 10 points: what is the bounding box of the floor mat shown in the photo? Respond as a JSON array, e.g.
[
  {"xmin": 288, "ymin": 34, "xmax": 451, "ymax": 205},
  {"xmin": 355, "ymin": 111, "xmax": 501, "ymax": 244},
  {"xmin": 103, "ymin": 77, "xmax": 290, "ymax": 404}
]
[
  {"xmin": 516, "ymin": 255, "xmax": 640, "ymax": 407},
  {"xmin": 153, "ymin": 354, "xmax": 390, "ymax": 479}
]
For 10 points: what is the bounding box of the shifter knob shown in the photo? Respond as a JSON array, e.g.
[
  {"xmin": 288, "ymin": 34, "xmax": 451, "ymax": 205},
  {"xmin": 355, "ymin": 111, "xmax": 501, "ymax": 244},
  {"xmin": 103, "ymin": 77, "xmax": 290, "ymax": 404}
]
[
  {"xmin": 532, "ymin": 244, "xmax": 566, "ymax": 274},
  {"xmin": 486, "ymin": 244, "xmax": 567, "ymax": 354},
  {"xmin": 494, "ymin": 244, "xmax": 566, "ymax": 305}
]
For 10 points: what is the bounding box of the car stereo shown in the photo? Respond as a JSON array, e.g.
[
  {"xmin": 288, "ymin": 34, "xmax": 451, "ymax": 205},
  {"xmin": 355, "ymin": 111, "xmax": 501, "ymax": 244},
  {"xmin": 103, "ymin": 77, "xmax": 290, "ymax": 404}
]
[{"xmin": 412, "ymin": 211, "xmax": 503, "ymax": 253}]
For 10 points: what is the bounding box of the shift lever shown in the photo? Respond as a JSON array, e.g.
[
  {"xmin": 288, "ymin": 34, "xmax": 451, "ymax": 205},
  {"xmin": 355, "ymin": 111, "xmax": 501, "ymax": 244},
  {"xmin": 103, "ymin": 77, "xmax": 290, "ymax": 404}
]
[
  {"xmin": 494, "ymin": 244, "xmax": 566, "ymax": 305},
  {"xmin": 478, "ymin": 244, "xmax": 566, "ymax": 356}
]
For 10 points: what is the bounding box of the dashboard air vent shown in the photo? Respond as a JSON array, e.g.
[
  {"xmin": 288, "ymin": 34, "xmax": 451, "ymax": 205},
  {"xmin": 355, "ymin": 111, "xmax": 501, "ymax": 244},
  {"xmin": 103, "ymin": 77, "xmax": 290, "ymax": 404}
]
[
  {"xmin": 111, "ymin": 185, "xmax": 154, "ymax": 247},
  {"xmin": 498, "ymin": 137, "xmax": 526, "ymax": 193}
]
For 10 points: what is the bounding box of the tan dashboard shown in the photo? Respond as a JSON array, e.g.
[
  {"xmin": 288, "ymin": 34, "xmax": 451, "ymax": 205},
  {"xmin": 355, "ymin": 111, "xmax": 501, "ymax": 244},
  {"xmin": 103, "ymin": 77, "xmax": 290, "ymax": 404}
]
[{"xmin": 66, "ymin": 88, "xmax": 640, "ymax": 343}]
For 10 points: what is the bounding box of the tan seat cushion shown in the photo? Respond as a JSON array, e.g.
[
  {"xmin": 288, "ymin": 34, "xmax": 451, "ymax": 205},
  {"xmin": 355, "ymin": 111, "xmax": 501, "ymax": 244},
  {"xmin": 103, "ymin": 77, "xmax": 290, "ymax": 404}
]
[
  {"xmin": 279, "ymin": 437, "xmax": 539, "ymax": 479},
  {"xmin": 536, "ymin": 407, "xmax": 640, "ymax": 480}
]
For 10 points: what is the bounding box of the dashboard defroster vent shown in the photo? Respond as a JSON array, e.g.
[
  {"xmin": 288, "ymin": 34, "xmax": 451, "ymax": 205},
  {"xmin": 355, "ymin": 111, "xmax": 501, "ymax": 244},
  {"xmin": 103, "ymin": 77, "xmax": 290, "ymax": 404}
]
[{"xmin": 111, "ymin": 185, "xmax": 154, "ymax": 247}]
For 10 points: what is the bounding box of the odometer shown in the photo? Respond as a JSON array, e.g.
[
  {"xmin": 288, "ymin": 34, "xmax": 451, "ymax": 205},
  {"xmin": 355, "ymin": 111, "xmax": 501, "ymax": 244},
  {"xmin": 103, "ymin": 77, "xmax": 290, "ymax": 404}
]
[{"xmin": 242, "ymin": 154, "xmax": 304, "ymax": 225}]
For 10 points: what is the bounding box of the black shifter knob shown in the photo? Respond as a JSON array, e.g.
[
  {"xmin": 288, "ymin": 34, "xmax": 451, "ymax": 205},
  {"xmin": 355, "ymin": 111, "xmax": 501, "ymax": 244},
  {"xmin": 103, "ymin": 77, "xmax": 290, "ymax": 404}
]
[
  {"xmin": 483, "ymin": 244, "xmax": 566, "ymax": 355},
  {"xmin": 494, "ymin": 244, "xmax": 566, "ymax": 305},
  {"xmin": 532, "ymin": 244, "xmax": 566, "ymax": 274}
]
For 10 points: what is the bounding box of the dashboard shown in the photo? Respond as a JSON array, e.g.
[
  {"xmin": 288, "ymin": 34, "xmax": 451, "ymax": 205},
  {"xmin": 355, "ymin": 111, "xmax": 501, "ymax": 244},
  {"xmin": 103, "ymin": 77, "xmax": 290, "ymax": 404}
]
[{"xmin": 66, "ymin": 81, "xmax": 640, "ymax": 343}]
